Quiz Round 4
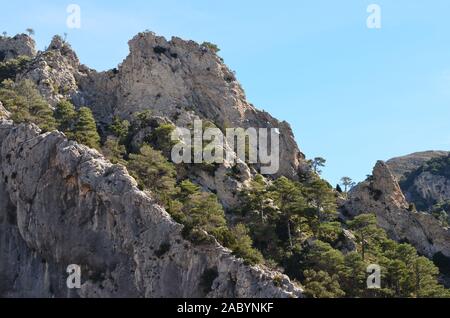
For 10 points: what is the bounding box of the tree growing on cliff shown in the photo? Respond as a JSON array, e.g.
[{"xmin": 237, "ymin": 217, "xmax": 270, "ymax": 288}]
[
  {"xmin": 54, "ymin": 99, "xmax": 77, "ymax": 133},
  {"xmin": 270, "ymin": 177, "xmax": 306, "ymax": 248},
  {"xmin": 25, "ymin": 28, "xmax": 35, "ymax": 36},
  {"xmin": 102, "ymin": 137, "xmax": 127, "ymax": 165},
  {"xmin": 109, "ymin": 116, "xmax": 130, "ymax": 143},
  {"xmin": 0, "ymin": 79, "xmax": 56, "ymax": 132},
  {"xmin": 340, "ymin": 176, "xmax": 355, "ymax": 192},
  {"xmin": 201, "ymin": 42, "xmax": 220, "ymax": 53},
  {"xmin": 73, "ymin": 107, "xmax": 100, "ymax": 149},
  {"xmin": 303, "ymin": 178, "xmax": 338, "ymax": 235},
  {"xmin": 127, "ymin": 144, "xmax": 177, "ymax": 203},
  {"xmin": 309, "ymin": 157, "xmax": 326, "ymax": 175},
  {"xmin": 0, "ymin": 56, "xmax": 31, "ymax": 83},
  {"xmin": 347, "ymin": 213, "xmax": 382, "ymax": 261}
]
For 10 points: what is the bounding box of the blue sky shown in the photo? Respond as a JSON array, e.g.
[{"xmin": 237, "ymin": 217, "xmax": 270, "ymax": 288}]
[{"xmin": 2, "ymin": 0, "xmax": 450, "ymax": 186}]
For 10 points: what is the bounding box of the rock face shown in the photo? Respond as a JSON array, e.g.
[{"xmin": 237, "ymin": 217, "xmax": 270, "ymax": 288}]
[
  {"xmin": 403, "ymin": 171, "xmax": 450, "ymax": 209},
  {"xmin": 0, "ymin": 34, "xmax": 36, "ymax": 61},
  {"xmin": 75, "ymin": 32, "xmax": 306, "ymax": 179},
  {"xmin": 386, "ymin": 151, "xmax": 449, "ymax": 181},
  {"xmin": 9, "ymin": 32, "xmax": 309, "ymax": 208},
  {"xmin": 386, "ymin": 152, "xmax": 450, "ymax": 212},
  {"xmin": 344, "ymin": 161, "xmax": 450, "ymax": 259},
  {"xmin": 12, "ymin": 32, "xmax": 306, "ymax": 179},
  {"xmin": 17, "ymin": 36, "xmax": 87, "ymax": 106},
  {"xmin": 0, "ymin": 120, "xmax": 302, "ymax": 298}
]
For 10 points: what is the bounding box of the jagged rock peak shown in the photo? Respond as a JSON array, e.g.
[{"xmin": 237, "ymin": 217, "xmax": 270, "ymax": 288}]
[
  {"xmin": 344, "ymin": 160, "xmax": 450, "ymax": 259},
  {"xmin": 0, "ymin": 33, "xmax": 36, "ymax": 61},
  {"xmin": 371, "ymin": 161, "xmax": 409, "ymax": 209},
  {"xmin": 46, "ymin": 35, "xmax": 80, "ymax": 66},
  {"xmin": 76, "ymin": 30, "xmax": 306, "ymax": 179}
]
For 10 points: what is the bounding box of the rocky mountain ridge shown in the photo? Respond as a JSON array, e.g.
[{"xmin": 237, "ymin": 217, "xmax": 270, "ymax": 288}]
[
  {"xmin": 386, "ymin": 151, "xmax": 449, "ymax": 181},
  {"xmin": 344, "ymin": 161, "xmax": 450, "ymax": 259},
  {"xmin": 0, "ymin": 119, "xmax": 302, "ymax": 297},
  {"xmin": 1, "ymin": 32, "xmax": 450, "ymax": 297},
  {"xmin": 1, "ymin": 33, "xmax": 308, "ymax": 208},
  {"xmin": 386, "ymin": 152, "xmax": 450, "ymax": 213}
]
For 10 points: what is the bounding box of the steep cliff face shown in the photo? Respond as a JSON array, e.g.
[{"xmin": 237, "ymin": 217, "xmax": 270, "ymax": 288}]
[
  {"xmin": 12, "ymin": 33, "xmax": 305, "ymax": 178},
  {"xmin": 344, "ymin": 161, "xmax": 450, "ymax": 259},
  {"xmin": 0, "ymin": 34, "xmax": 36, "ymax": 61},
  {"xmin": 7, "ymin": 32, "xmax": 309, "ymax": 208},
  {"xmin": 386, "ymin": 152, "xmax": 450, "ymax": 212},
  {"xmin": 16, "ymin": 36, "xmax": 88, "ymax": 106},
  {"xmin": 386, "ymin": 151, "xmax": 449, "ymax": 181},
  {"xmin": 75, "ymin": 32, "xmax": 306, "ymax": 179},
  {"xmin": 0, "ymin": 119, "xmax": 302, "ymax": 298}
]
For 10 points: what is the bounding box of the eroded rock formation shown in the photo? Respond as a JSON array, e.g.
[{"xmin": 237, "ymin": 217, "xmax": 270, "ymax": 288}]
[
  {"xmin": 6, "ymin": 32, "xmax": 309, "ymax": 208},
  {"xmin": 344, "ymin": 161, "xmax": 450, "ymax": 259},
  {"xmin": 0, "ymin": 34, "xmax": 36, "ymax": 61},
  {"xmin": 0, "ymin": 119, "xmax": 302, "ymax": 298}
]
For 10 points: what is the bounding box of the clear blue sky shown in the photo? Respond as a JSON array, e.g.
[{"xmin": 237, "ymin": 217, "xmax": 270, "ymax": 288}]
[{"xmin": 2, "ymin": 0, "xmax": 450, "ymax": 186}]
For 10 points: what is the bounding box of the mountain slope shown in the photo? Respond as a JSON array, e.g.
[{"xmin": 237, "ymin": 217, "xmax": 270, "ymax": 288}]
[{"xmin": 0, "ymin": 119, "xmax": 302, "ymax": 297}]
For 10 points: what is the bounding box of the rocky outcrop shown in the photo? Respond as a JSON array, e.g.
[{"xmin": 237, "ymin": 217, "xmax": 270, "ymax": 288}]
[
  {"xmin": 385, "ymin": 152, "xmax": 450, "ymax": 212},
  {"xmin": 344, "ymin": 161, "xmax": 450, "ymax": 259},
  {"xmin": 0, "ymin": 34, "xmax": 36, "ymax": 61},
  {"xmin": 8, "ymin": 31, "xmax": 308, "ymax": 207},
  {"xmin": 17, "ymin": 36, "xmax": 88, "ymax": 106},
  {"xmin": 0, "ymin": 120, "xmax": 302, "ymax": 298},
  {"xmin": 74, "ymin": 32, "xmax": 306, "ymax": 179},
  {"xmin": 404, "ymin": 171, "xmax": 450, "ymax": 209},
  {"xmin": 386, "ymin": 151, "xmax": 449, "ymax": 182}
]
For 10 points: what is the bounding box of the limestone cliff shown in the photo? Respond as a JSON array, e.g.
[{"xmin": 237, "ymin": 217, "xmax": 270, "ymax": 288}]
[
  {"xmin": 5, "ymin": 32, "xmax": 308, "ymax": 208},
  {"xmin": 74, "ymin": 32, "xmax": 305, "ymax": 181},
  {"xmin": 0, "ymin": 119, "xmax": 302, "ymax": 298},
  {"xmin": 343, "ymin": 161, "xmax": 450, "ymax": 260},
  {"xmin": 386, "ymin": 151, "xmax": 449, "ymax": 181},
  {"xmin": 0, "ymin": 34, "xmax": 36, "ymax": 61},
  {"xmin": 386, "ymin": 152, "xmax": 450, "ymax": 212}
]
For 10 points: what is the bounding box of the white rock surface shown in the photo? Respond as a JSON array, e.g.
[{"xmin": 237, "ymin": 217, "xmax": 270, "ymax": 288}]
[{"xmin": 0, "ymin": 120, "xmax": 303, "ymax": 298}]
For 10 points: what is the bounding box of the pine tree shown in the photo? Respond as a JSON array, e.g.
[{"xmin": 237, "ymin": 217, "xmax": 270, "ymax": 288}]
[
  {"xmin": 0, "ymin": 79, "xmax": 56, "ymax": 132},
  {"xmin": 147, "ymin": 123, "xmax": 176, "ymax": 155},
  {"xmin": 303, "ymin": 177, "xmax": 337, "ymax": 235},
  {"xmin": 340, "ymin": 176, "xmax": 355, "ymax": 192},
  {"xmin": 127, "ymin": 144, "xmax": 177, "ymax": 203},
  {"xmin": 73, "ymin": 107, "xmax": 100, "ymax": 149},
  {"xmin": 179, "ymin": 179, "xmax": 200, "ymax": 201},
  {"xmin": 303, "ymin": 269, "xmax": 345, "ymax": 298},
  {"xmin": 54, "ymin": 99, "xmax": 76, "ymax": 133},
  {"xmin": 109, "ymin": 116, "xmax": 130, "ymax": 142},
  {"xmin": 102, "ymin": 136, "xmax": 127, "ymax": 165},
  {"xmin": 271, "ymin": 177, "xmax": 306, "ymax": 248},
  {"xmin": 228, "ymin": 224, "xmax": 263, "ymax": 265},
  {"xmin": 347, "ymin": 213, "xmax": 384, "ymax": 261},
  {"xmin": 309, "ymin": 157, "xmax": 326, "ymax": 175}
]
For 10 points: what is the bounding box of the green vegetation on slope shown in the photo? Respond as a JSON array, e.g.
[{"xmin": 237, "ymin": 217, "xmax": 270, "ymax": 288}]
[
  {"xmin": 1, "ymin": 79, "xmax": 448, "ymax": 297},
  {"xmin": 238, "ymin": 174, "xmax": 449, "ymax": 297}
]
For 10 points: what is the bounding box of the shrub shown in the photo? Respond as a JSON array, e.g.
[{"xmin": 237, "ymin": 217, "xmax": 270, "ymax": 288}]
[
  {"xmin": 0, "ymin": 55, "xmax": 31, "ymax": 82},
  {"xmin": 201, "ymin": 42, "xmax": 220, "ymax": 53}
]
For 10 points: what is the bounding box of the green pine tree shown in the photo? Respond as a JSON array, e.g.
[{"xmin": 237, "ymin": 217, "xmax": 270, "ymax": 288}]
[
  {"xmin": 54, "ymin": 99, "xmax": 77, "ymax": 133},
  {"xmin": 73, "ymin": 107, "xmax": 100, "ymax": 149}
]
